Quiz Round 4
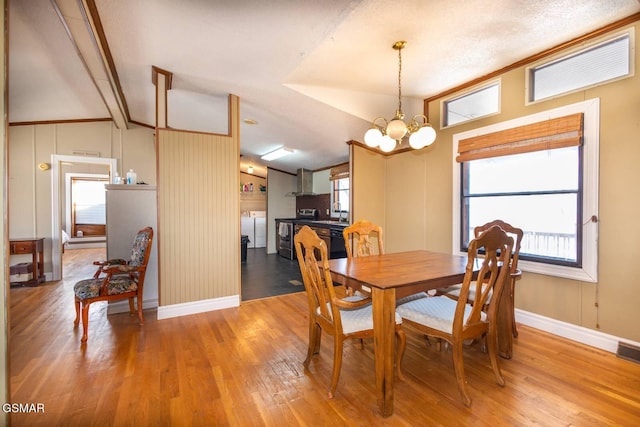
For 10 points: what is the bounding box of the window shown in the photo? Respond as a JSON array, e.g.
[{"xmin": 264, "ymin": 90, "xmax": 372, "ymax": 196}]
[
  {"xmin": 453, "ymin": 99, "xmax": 599, "ymax": 282},
  {"xmin": 461, "ymin": 147, "xmax": 581, "ymax": 266},
  {"xmin": 70, "ymin": 177, "xmax": 108, "ymax": 237},
  {"xmin": 528, "ymin": 31, "xmax": 632, "ymax": 102},
  {"xmin": 331, "ymin": 177, "xmax": 349, "ymax": 219},
  {"xmin": 443, "ymin": 81, "xmax": 500, "ymax": 127}
]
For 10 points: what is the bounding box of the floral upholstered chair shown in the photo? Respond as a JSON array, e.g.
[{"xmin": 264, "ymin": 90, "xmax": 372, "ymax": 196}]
[{"xmin": 73, "ymin": 227, "xmax": 153, "ymax": 343}]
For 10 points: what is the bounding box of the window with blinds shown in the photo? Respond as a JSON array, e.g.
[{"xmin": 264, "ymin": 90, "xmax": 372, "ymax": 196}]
[
  {"xmin": 453, "ymin": 99, "xmax": 600, "ymax": 281},
  {"xmin": 528, "ymin": 31, "xmax": 632, "ymax": 102},
  {"xmin": 443, "ymin": 81, "xmax": 500, "ymax": 127}
]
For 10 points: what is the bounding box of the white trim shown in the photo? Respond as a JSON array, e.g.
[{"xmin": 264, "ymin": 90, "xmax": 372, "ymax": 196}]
[
  {"xmin": 516, "ymin": 309, "xmax": 640, "ymax": 354},
  {"xmin": 452, "ymin": 98, "xmax": 599, "ymax": 282},
  {"xmin": 156, "ymin": 295, "xmax": 241, "ymax": 320}
]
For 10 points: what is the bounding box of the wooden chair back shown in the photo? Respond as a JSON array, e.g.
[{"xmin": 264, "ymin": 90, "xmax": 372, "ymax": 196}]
[
  {"xmin": 457, "ymin": 225, "xmax": 514, "ymax": 336},
  {"xmin": 474, "ymin": 219, "xmax": 523, "ymax": 339},
  {"xmin": 343, "ymin": 219, "xmax": 384, "ymax": 258},
  {"xmin": 474, "ymin": 219, "xmax": 523, "ymax": 278},
  {"xmin": 294, "ymin": 225, "xmax": 342, "ymax": 332}
]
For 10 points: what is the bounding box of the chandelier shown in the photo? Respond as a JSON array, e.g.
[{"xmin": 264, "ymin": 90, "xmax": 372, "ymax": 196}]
[{"xmin": 364, "ymin": 41, "xmax": 436, "ymax": 153}]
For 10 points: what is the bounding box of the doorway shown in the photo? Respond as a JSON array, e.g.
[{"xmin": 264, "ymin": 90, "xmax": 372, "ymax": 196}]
[{"xmin": 50, "ymin": 154, "xmax": 117, "ymax": 281}]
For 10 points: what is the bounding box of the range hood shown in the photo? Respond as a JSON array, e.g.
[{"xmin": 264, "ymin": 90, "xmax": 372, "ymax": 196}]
[{"xmin": 294, "ymin": 168, "xmax": 315, "ymax": 196}]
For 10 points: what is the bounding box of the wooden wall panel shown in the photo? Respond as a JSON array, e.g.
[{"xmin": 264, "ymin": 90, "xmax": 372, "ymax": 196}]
[{"xmin": 157, "ymin": 126, "xmax": 240, "ymax": 306}]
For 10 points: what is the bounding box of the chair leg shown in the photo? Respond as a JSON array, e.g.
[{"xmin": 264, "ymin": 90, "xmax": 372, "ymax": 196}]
[
  {"xmin": 395, "ymin": 328, "xmax": 406, "ymax": 381},
  {"xmin": 128, "ymin": 297, "xmax": 135, "ymax": 315},
  {"xmin": 511, "ymin": 284, "xmax": 518, "ymax": 338},
  {"xmin": 73, "ymin": 297, "xmax": 81, "ymax": 326},
  {"xmin": 136, "ymin": 297, "xmax": 145, "ymax": 325},
  {"xmin": 328, "ymin": 337, "xmax": 344, "ymax": 399},
  {"xmin": 304, "ymin": 322, "xmax": 321, "ymax": 368},
  {"xmin": 451, "ymin": 339, "xmax": 472, "ymax": 407},
  {"xmin": 487, "ymin": 330, "xmax": 505, "ymax": 387},
  {"xmin": 80, "ymin": 302, "xmax": 91, "ymax": 343}
]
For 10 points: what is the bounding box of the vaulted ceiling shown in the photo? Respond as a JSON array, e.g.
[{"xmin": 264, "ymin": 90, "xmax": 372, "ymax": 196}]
[{"xmin": 9, "ymin": 0, "xmax": 640, "ymax": 174}]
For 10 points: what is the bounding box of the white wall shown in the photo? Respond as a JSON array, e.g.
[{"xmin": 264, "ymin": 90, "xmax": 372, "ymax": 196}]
[
  {"xmin": 8, "ymin": 122, "xmax": 156, "ymax": 277},
  {"xmin": 265, "ymin": 168, "xmax": 296, "ymax": 254}
]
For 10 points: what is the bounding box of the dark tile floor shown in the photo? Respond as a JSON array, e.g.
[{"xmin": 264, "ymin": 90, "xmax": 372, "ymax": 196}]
[{"xmin": 241, "ymin": 248, "xmax": 304, "ymax": 301}]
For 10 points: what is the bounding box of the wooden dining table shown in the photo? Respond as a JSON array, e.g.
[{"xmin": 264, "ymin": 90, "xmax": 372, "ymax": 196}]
[{"xmin": 328, "ymin": 250, "xmax": 515, "ymax": 418}]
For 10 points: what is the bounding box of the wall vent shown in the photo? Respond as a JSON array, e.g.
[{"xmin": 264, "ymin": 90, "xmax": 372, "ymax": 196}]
[{"xmin": 616, "ymin": 342, "xmax": 640, "ymax": 364}]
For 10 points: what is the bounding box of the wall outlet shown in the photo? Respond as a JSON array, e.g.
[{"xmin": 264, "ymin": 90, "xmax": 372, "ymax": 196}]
[{"xmin": 326, "ymin": 208, "xmax": 330, "ymax": 215}]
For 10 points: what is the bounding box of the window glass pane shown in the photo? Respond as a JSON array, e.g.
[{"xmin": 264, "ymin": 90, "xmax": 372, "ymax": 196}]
[
  {"xmin": 445, "ymin": 82, "xmax": 499, "ymax": 126},
  {"xmin": 466, "ymin": 147, "xmax": 579, "ymax": 194},
  {"xmin": 73, "ymin": 180, "xmax": 106, "ymax": 224},
  {"xmin": 531, "ymin": 35, "xmax": 629, "ymax": 101},
  {"xmin": 331, "ymin": 178, "xmax": 349, "ymax": 214},
  {"xmin": 464, "ymin": 193, "xmax": 578, "ymax": 262}
]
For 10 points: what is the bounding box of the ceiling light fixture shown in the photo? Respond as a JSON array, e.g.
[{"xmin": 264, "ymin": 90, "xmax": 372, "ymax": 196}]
[
  {"xmin": 364, "ymin": 41, "xmax": 436, "ymax": 153},
  {"xmin": 260, "ymin": 147, "xmax": 294, "ymax": 161}
]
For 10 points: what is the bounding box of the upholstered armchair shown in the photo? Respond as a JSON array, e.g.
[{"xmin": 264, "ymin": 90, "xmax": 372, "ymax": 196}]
[{"xmin": 73, "ymin": 227, "xmax": 153, "ymax": 343}]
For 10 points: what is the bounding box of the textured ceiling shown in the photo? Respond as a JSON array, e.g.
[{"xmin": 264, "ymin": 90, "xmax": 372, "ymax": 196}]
[{"xmin": 9, "ymin": 0, "xmax": 640, "ymax": 174}]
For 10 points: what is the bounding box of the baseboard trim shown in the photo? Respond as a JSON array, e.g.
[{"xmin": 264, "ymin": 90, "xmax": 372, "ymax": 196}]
[
  {"xmin": 516, "ymin": 309, "xmax": 640, "ymax": 354},
  {"xmin": 107, "ymin": 298, "xmax": 159, "ymax": 315},
  {"xmin": 156, "ymin": 295, "xmax": 240, "ymax": 320}
]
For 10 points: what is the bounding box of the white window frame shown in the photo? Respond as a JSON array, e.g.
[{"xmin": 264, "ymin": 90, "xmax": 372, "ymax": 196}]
[
  {"xmin": 526, "ymin": 28, "xmax": 634, "ymax": 105},
  {"xmin": 441, "ymin": 79, "xmax": 501, "ymax": 128},
  {"xmin": 452, "ymin": 98, "xmax": 600, "ymax": 282},
  {"xmin": 330, "ymin": 177, "xmax": 349, "ymax": 219}
]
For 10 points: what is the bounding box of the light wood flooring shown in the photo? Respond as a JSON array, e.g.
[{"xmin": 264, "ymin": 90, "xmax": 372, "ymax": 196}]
[{"xmin": 8, "ymin": 248, "xmax": 640, "ymax": 426}]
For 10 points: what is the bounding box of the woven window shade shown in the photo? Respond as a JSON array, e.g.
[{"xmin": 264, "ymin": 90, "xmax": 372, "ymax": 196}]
[
  {"xmin": 329, "ymin": 163, "xmax": 349, "ymax": 181},
  {"xmin": 456, "ymin": 113, "xmax": 583, "ymax": 162}
]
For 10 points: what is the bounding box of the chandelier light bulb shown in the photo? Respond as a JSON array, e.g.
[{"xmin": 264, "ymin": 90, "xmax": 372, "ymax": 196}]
[
  {"xmin": 364, "ymin": 128, "xmax": 383, "ymax": 147},
  {"xmin": 420, "ymin": 125, "xmax": 437, "ymax": 146},
  {"xmin": 386, "ymin": 118, "xmax": 408, "ymax": 140},
  {"xmin": 379, "ymin": 135, "xmax": 396, "ymax": 152},
  {"xmin": 409, "ymin": 132, "xmax": 427, "ymax": 150}
]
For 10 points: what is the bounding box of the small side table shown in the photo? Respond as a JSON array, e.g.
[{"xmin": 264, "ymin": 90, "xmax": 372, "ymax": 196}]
[{"xmin": 9, "ymin": 238, "xmax": 45, "ymax": 287}]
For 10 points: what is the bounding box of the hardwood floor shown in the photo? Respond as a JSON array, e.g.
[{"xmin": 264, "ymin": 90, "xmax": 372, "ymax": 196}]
[{"xmin": 8, "ymin": 248, "xmax": 640, "ymax": 426}]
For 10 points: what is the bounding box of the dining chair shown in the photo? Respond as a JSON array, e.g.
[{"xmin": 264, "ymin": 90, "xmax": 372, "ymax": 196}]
[
  {"xmin": 343, "ymin": 219, "xmax": 428, "ymax": 304},
  {"xmin": 443, "ymin": 219, "xmax": 523, "ymax": 338},
  {"xmin": 343, "ymin": 219, "xmax": 384, "ymax": 258},
  {"xmin": 295, "ymin": 225, "xmax": 406, "ymax": 398},
  {"xmin": 73, "ymin": 227, "xmax": 153, "ymax": 343},
  {"xmin": 397, "ymin": 225, "xmax": 514, "ymax": 407}
]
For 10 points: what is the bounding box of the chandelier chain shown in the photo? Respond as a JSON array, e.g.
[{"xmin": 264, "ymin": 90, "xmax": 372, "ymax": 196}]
[{"xmin": 397, "ymin": 45, "xmax": 402, "ymax": 114}]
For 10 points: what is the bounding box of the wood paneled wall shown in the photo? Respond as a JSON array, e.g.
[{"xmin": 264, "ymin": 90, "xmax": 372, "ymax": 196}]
[{"xmin": 157, "ymin": 97, "xmax": 240, "ymax": 306}]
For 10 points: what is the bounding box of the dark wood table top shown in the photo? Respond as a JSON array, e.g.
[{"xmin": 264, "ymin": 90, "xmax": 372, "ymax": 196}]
[{"xmin": 328, "ymin": 250, "xmax": 475, "ymax": 298}]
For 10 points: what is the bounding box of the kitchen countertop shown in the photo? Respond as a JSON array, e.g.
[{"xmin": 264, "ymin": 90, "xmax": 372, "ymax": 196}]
[{"xmin": 275, "ymin": 218, "xmax": 349, "ymax": 229}]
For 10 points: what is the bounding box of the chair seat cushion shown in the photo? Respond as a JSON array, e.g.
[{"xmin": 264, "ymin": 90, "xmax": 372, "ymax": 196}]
[
  {"xmin": 319, "ymin": 301, "xmax": 402, "ymax": 335},
  {"xmin": 443, "ymin": 282, "xmax": 492, "ymax": 303},
  {"xmin": 396, "ymin": 292, "xmax": 429, "ymax": 305},
  {"xmin": 396, "ymin": 296, "xmax": 486, "ymax": 333},
  {"xmin": 74, "ymin": 276, "xmax": 138, "ymax": 300}
]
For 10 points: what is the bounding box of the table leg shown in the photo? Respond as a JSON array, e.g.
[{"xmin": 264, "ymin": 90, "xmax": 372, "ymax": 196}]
[
  {"xmin": 497, "ymin": 280, "xmax": 513, "ymax": 359},
  {"xmin": 372, "ymin": 287, "xmax": 396, "ymax": 417}
]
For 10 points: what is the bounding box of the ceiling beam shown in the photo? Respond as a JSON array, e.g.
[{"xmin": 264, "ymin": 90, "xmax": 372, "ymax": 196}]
[{"xmin": 52, "ymin": 0, "xmax": 129, "ymax": 129}]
